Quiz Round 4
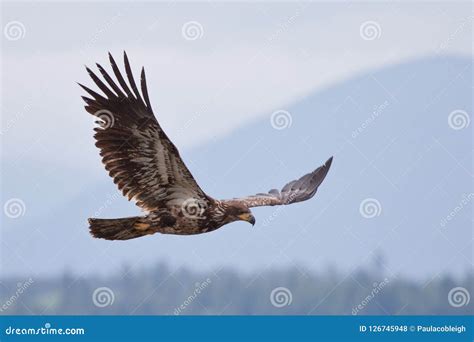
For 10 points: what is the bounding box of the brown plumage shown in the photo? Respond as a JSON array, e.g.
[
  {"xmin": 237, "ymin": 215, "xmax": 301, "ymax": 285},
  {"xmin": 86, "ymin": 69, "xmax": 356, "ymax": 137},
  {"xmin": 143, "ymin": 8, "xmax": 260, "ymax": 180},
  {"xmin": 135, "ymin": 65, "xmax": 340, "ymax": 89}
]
[{"xmin": 79, "ymin": 52, "xmax": 333, "ymax": 240}]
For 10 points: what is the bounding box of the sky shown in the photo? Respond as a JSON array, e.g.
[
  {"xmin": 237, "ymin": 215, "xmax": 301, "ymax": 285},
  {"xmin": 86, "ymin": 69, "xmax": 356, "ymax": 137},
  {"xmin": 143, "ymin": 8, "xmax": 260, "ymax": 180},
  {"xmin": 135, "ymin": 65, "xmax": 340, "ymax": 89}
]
[
  {"xmin": 1, "ymin": 1, "xmax": 473, "ymax": 278},
  {"xmin": 2, "ymin": 2, "xmax": 472, "ymax": 169}
]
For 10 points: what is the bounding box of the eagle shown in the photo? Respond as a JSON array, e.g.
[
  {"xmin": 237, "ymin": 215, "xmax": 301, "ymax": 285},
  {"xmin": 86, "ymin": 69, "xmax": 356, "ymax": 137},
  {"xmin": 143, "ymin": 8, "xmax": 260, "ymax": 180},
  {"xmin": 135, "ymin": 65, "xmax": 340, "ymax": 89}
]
[{"xmin": 79, "ymin": 52, "xmax": 333, "ymax": 240}]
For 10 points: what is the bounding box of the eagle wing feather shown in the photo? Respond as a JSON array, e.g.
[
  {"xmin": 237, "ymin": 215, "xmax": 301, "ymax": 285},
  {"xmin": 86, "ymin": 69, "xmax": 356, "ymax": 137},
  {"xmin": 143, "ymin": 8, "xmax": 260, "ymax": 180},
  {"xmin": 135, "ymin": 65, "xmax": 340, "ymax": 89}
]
[
  {"xmin": 80, "ymin": 52, "xmax": 210, "ymax": 212},
  {"xmin": 233, "ymin": 157, "xmax": 333, "ymax": 208}
]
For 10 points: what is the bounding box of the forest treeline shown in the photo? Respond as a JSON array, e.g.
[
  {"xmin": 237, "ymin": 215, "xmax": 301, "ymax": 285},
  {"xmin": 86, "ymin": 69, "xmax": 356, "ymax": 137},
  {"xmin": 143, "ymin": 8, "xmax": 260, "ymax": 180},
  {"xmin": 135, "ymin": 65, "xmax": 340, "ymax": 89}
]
[{"xmin": 0, "ymin": 263, "xmax": 472, "ymax": 315}]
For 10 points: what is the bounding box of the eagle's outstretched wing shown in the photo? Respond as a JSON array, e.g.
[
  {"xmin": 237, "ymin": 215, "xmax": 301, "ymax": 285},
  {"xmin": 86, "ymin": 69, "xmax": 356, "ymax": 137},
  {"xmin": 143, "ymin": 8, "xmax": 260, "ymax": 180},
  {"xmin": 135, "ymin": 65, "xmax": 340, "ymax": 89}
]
[
  {"xmin": 233, "ymin": 157, "xmax": 333, "ymax": 208},
  {"xmin": 79, "ymin": 52, "xmax": 210, "ymax": 211}
]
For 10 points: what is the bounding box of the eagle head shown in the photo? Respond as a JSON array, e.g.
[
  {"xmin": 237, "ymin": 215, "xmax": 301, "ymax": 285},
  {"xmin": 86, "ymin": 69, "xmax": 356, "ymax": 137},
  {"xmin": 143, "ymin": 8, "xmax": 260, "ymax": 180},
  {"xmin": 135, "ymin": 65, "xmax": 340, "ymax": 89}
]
[{"xmin": 226, "ymin": 203, "xmax": 256, "ymax": 226}]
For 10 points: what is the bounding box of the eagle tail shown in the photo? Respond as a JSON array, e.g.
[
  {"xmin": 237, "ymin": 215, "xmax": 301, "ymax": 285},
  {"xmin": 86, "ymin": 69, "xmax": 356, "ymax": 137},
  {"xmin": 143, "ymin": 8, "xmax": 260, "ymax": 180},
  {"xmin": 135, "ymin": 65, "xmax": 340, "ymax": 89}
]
[{"xmin": 88, "ymin": 216, "xmax": 155, "ymax": 240}]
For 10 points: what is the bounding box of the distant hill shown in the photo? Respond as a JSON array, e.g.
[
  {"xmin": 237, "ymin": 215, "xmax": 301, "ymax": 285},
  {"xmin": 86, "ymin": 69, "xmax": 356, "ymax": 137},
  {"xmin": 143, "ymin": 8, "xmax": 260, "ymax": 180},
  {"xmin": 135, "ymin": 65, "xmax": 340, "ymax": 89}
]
[{"xmin": 2, "ymin": 56, "xmax": 472, "ymax": 279}]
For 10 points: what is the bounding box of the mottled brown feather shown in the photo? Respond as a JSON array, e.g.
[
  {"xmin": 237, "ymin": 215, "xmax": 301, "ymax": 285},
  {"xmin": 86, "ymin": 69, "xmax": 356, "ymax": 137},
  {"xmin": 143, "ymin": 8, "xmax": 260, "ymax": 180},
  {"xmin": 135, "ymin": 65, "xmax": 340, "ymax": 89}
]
[{"xmin": 80, "ymin": 52, "xmax": 211, "ymax": 212}]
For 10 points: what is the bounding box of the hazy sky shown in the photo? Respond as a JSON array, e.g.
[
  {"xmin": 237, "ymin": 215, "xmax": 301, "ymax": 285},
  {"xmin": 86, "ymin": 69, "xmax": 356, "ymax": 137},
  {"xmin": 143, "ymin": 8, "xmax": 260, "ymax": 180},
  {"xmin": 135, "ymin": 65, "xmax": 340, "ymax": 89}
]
[
  {"xmin": 2, "ymin": 1, "xmax": 472, "ymax": 174},
  {"xmin": 1, "ymin": 2, "xmax": 472, "ymax": 278}
]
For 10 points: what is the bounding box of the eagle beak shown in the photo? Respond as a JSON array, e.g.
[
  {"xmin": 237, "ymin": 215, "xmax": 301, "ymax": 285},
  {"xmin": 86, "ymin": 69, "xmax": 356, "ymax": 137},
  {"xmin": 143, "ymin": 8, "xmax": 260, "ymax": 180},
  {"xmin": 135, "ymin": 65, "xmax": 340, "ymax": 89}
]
[{"xmin": 238, "ymin": 213, "xmax": 256, "ymax": 226}]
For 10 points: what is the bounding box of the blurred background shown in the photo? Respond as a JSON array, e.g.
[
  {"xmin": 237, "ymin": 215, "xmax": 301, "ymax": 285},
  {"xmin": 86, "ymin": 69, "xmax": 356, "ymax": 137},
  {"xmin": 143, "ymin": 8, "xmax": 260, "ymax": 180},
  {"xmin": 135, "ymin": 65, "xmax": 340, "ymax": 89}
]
[{"xmin": 1, "ymin": 1, "xmax": 472, "ymax": 315}]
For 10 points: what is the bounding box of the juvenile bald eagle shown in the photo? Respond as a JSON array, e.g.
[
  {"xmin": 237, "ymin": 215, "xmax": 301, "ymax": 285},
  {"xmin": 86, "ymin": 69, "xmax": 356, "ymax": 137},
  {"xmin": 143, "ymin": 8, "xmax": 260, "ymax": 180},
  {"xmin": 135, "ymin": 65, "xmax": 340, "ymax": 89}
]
[{"xmin": 79, "ymin": 52, "xmax": 333, "ymax": 240}]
